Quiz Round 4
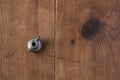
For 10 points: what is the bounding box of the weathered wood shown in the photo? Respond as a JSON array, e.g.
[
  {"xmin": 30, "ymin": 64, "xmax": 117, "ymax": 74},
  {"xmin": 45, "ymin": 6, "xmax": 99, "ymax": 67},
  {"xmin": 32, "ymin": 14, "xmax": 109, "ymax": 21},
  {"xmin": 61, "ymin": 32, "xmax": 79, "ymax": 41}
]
[
  {"xmin": 0, "ymin": 0, "xmax": 120, "ymax": 80},
  {"xmin": 0, "ymin": 0, "xmax": 54, "ymax": 80},
  {"xmin": 56, "ymin": 0, "xmax": 120, "ymax": 80}
]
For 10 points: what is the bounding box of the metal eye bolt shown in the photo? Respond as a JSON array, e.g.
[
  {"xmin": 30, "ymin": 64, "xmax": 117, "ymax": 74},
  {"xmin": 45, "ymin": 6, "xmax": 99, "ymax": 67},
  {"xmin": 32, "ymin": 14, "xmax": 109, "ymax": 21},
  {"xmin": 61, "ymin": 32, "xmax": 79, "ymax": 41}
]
[{"xmin": 27, "ymin": 36, "xmax": 42, "ymax": 53}]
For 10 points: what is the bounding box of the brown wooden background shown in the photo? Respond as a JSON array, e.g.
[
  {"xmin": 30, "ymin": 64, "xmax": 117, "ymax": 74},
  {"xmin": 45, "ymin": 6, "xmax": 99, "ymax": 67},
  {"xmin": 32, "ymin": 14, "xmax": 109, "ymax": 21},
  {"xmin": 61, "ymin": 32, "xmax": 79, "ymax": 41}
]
[{"xmin": 0, "ymin": 0, "xmax": 120, "ymax": 80}]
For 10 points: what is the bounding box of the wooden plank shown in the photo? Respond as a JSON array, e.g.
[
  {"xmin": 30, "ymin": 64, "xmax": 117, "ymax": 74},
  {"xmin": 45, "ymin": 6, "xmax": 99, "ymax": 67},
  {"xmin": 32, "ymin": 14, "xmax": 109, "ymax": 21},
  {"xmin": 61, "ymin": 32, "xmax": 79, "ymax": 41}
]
[
  {"xmin": 0, "ymin": 0, "xmax": 54, "ymax": 80},
  {"xmin": 56, "ymin": 0, "xmax": 120, "ymax": 80}
]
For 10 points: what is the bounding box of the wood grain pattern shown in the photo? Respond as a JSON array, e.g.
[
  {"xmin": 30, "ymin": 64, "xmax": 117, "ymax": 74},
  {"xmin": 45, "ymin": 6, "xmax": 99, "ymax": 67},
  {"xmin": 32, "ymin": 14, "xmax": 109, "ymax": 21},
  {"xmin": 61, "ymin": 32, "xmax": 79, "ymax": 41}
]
[
  {"xmin": 0, "ymin": 0, "xmax": 120, "ymax": 80},
  {"xmin": 0, "ymin": 0, "xmax": 54, "ymax": 80},
  {"xmin": 56, "ymin": 0, "xmax": 120, "ymax": 80}
]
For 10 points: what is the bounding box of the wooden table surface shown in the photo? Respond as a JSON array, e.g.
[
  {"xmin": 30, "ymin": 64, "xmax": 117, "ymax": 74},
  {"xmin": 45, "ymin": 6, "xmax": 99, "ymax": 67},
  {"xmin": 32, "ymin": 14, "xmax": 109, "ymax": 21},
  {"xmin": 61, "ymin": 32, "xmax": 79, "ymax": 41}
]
[{"xmin": 0, "ymin": 0, "xmax": 120, "ymax": 80}]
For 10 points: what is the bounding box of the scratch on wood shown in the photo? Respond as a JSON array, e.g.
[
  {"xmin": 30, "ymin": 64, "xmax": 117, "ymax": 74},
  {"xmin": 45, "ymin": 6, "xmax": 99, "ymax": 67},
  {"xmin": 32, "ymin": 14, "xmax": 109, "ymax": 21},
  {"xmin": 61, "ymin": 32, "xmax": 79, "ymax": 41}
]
[{"xmin": 4, "ymin": 52, "xmax": 15, "ymax": 59}]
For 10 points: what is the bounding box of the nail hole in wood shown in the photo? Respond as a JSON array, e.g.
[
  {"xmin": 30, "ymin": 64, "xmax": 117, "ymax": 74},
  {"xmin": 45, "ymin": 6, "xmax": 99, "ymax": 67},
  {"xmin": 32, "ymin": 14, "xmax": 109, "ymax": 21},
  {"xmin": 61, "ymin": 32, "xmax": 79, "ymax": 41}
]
[{"xmin": 71, "ymin": 39, "xmax": 75, "ymax": 45}]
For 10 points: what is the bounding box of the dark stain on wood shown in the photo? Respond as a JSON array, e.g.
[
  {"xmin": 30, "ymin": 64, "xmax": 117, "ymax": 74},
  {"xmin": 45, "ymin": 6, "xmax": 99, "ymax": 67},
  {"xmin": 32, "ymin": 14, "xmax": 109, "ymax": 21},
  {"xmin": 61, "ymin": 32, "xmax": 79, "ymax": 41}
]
[{"xmin": 81, "ymin": 18, "xmax": 101, "ymax": 39}]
